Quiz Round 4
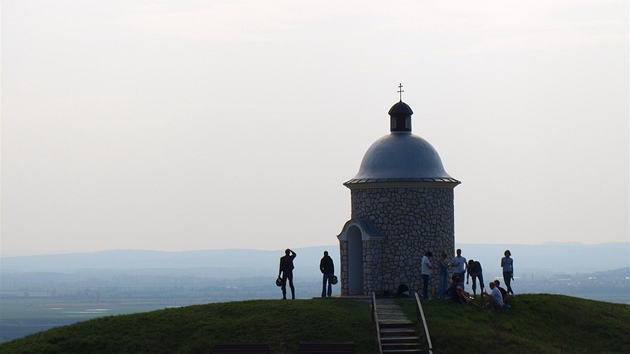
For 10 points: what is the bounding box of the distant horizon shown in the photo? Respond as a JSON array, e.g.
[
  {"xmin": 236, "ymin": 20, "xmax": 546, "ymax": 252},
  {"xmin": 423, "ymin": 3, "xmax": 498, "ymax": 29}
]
[{"xmin": 3, "ymin": 240, "xmax": 630, "ymax": 259}]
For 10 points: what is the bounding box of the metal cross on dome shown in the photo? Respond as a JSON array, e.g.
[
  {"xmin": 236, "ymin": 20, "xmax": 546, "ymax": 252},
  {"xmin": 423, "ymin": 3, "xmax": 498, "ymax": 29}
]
[{"xmin": 397, "ymin": 83, "xmax": 404, "ymax": 101}]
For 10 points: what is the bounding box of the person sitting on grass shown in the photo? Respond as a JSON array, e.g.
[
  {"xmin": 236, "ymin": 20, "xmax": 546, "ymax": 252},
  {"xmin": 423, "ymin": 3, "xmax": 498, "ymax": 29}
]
[
  {"xmin": 493, "ymin": 279, "xmax": 509, "ymax": 304},
  {"xmin": 483, "ymin": 281, "xmax": 506, "ymax": 310},
  {"xmin": 447, "ymin": 275, "xmax": 477, "ymax": 306}
]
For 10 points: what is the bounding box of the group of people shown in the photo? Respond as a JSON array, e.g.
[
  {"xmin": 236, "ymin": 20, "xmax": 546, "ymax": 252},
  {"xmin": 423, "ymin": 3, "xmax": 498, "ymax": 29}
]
[
  {"xmin": 277, "ymin": 249, "xmax": 336, "ymax": 300},
  {"xmin": 422, "ymin": 248, "xmax": 515, "ymax": 309},
  {"xmin": 447, "ymin": 274, "xmax": 511, "ymax": 309},
  {"xmin": 278, "ymin": 247, "xmax": 515, "ymax": 307}
]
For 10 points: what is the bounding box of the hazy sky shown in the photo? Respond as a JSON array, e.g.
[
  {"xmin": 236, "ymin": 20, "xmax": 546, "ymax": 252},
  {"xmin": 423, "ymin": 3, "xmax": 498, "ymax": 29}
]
[{"xmin": 2, "ymin": 0, "xmax": 628, "ymax": 257}]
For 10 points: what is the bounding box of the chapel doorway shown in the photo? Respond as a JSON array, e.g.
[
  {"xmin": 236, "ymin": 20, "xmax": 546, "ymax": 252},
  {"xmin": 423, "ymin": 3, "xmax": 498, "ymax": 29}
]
[{"xmin": 347, "ymin": 225, "xmax": 364, "ymax": 295}]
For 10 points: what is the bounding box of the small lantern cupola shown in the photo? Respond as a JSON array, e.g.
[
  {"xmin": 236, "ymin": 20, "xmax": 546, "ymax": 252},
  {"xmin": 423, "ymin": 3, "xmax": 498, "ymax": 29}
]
[
  {"xmin": 389, "ymin": 83, "xmax": 413, "ymax": 132},
  {"xmin": 389, "ymin": 100, "xmax": 413, "ymax": 132}
]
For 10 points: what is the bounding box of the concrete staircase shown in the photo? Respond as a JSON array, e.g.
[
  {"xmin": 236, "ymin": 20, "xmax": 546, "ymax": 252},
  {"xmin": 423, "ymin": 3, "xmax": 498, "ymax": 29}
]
[{"xmin": 374, "ymin": 299, "xmax": 422, "ymax": 353}]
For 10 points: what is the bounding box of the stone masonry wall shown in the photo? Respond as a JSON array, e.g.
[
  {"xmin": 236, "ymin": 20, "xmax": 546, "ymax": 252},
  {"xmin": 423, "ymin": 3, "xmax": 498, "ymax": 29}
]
[
  {"xmin": 351, "ymin": 187, "xmax": 455, "ymax": 296},
  {"xmin": 338, "ymin": 240, "xmax": 348, "ymax": 295}
]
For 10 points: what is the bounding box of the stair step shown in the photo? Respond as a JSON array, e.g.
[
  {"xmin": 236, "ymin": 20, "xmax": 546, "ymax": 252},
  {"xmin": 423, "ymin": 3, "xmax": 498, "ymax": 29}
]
[
  {"xmin": 381, "ymin": 332, "xmax": 417, "ymax": 338},
  {"xmin": 380, "ymin": 327, "xmax": 416, "ymax": 332},
  {"xmin": 375, "ymin": 300, "xmax": 424, "ymax": 354},
  {"xmin": 379, "ymin": 319, "xmax": 413, "ymax": 323},
  {"xmin": 380, "ymin": 330, "xmax": 417, "ymax": 338},
  {"xmin": 380, "ymin": 331, "xmax": 416, "ymax": 336},
  {"xmin": 383, "ymin": 348, "xmax": 422, "ymax": 351},
  {"xmin": 378, "ymin": 309, "xmax": 406, "ymax": 313},
  {"xmin": 382, "ymin": 339, "xmax": 421, "ymax": 344},
  {"xmin": 382, "ymin": 340, "xmax": 421, "ymax": 346},
  {"xmin": 379, "ymin": 317, "xmax": 409, "ymax": 321},
  {"xmin": 383, "ymin": 344, "xmax": 421, "ymax": 348},
  {"xmin": 381, "ymin": 334, "xmax": 417, "ymax": 339},
  {"xmin": 381, "ymin": 336, "xmax": 420, "ymax": 342},
  {"xmin": 382, "ymin": 343, "xmax": 422, "ymax": 350},
  {"xmin": 377, "ymin": 312, "xmax": 407, "ymax": 316},
  {"xmin": 379, "ymin": 321, "xmax": 415, "ymax": 328}
]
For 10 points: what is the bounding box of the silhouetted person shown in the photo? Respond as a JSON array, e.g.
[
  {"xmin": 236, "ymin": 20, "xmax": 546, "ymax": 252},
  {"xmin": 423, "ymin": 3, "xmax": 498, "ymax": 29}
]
[
  {"xmin": 438, "ymin": 251, "xmax": 450, "ymax": 299},
  {"xmin": 501, "ymin": 250, "xmax": 515, "ymax": 296},
  {"xmin": 320, "ymin": 251, "xmax": 334, "ymax": 297},
  {"xmin": 279, "ymin": 249, "xmax": 297, "ymax": 299},
  {"xmin": 396, "ymin": 284, "xmax": 410, "ymax": 297},
  {"xmin": 447, "ymin": 275, "xmax": 476, "ymax": 306},
  {"xmin": 483, "ymin": 281, "xmax": 505, "ymax": 310},
  {"xmin": 449, "ymin": 248, "xmax": 467, "ymax": 291},
  {"xmin": 421, "ymin": 251, "xmax": 433, "ymax": 299},
  {"xmin": 493, "ymin": 279, "xmax": 509, "ymax": 304},
  {"xmin": 466, "ymin": 259, "xmax": 484, "ymax": 297}
]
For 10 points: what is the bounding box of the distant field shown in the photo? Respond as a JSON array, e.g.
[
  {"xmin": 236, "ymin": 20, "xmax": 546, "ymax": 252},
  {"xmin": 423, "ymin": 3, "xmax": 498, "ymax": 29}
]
[
  {"xmin": 0, "ymin": 301, "xmax": 177, "ymax": 342},
  {"xmin": 570, "ymin": 292, "xmax": 630, "ymax": 305}
]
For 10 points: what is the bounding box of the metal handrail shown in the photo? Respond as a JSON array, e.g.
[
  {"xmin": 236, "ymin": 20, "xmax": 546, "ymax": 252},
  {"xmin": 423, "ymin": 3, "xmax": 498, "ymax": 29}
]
[
  {"xmin": 414, "ymin": 292, "xmax": 434, "ymax": 354},
  {"xmin": 371, "ymin": 292, "xmax": 383, "ymax": 354}
]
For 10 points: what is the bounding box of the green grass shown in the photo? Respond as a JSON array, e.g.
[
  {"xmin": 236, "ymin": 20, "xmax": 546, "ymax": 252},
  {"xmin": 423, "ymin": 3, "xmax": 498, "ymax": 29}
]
[
  {"xmin": 397, "ymin": 294, "xmax": 630, "ymax": 354},
  {"xmin": 0, "ymin": 298, "xmax": 375, "ymax": 354},
  {"xmin": 1, "ymin": 295, "xmax": 629, "ymax": 354}
]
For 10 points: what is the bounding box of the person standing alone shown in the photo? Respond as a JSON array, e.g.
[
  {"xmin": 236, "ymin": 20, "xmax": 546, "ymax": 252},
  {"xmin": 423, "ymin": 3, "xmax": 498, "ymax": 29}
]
[
  {"xmin": 320, "ymin": 251, "xmax": 334, "ymax": 297},
  {"xmin": 279, "ymin": 249, "xmax": 297, "ymax": 299},
  {"xmin": 421, "ymin": 251, "xmax": 434, "ymax": 299},
  {"xmin": 501, "ymin": 250, "xmax": 514, "ymax": 296}
]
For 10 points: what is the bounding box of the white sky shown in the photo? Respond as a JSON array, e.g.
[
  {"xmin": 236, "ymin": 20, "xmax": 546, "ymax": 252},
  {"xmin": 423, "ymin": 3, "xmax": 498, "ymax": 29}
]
[{"xmin": 2, "ymin": 0, "xmax": 628, "ymax": 257}]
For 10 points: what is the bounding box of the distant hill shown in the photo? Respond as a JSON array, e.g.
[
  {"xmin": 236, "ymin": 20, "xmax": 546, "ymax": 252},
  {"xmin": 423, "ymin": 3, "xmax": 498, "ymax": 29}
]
[
  {"xmin": 2, "ymin": 242, "xmax": 628, "ymax": 277},
  {"xmin": 1, "ymin": 249, "xmax": 282, "ymax": 276},
  {"xmin": 454, "ymin": 242, "xmax": 630, "ymax": 275},
  {"xmin": 0, "ymin": 295, "xmax": 628, "ymax": 353}
]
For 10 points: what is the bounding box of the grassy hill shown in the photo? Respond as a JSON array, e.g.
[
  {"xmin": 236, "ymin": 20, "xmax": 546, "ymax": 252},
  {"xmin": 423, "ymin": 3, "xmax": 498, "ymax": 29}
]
[{"xmin": 0, "ymin": 294, "xmax": 628, "ymax": 353}]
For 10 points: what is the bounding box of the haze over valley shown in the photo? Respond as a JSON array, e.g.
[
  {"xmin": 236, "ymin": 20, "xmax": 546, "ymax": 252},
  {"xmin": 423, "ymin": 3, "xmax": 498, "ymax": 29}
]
[{"xmin": 1, "ymin": 242, "xmax": 628, "ymax": 342}]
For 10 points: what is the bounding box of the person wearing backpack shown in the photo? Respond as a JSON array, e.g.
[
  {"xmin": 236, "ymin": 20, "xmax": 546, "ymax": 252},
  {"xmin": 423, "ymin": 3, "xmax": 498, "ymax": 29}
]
[{"xmin": 319, "ymin": 251, "xmax": 334, "ymax": 298}]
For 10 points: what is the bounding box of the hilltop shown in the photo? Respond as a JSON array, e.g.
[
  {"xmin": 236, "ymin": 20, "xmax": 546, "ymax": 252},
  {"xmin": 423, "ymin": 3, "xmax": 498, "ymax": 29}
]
[{"xmin": 0, "ymin": 294, "xmax": 628, "ymax": 353}]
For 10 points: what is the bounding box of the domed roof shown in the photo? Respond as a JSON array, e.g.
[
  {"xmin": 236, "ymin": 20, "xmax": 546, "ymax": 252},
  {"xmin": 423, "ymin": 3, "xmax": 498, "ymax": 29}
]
[
  {"xmin": 345, "ymin": 101, "xmax": 460, "ymax": 187},
  {"xmin": 388, "ymin": 101, "xmax": 413, "ymax": 117}
]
